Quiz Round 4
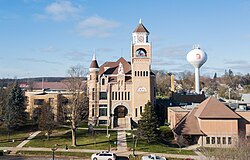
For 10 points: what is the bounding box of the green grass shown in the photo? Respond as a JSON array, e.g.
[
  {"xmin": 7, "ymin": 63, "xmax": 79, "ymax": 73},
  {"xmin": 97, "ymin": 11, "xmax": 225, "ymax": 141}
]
[
  {"xmin": 25, "ymin": 129, "xmax": 117, "ymax": 150},
  {"xmin": 0, "ymin": 129, "xmax": 30, "ymax": 147},
  {"xmin": 16, "ymin": 150, "xmax": 92, "ymax": 158},
  {"xmin": 126, "ymin": 133, "xmax": 195, "ymax": 155}
]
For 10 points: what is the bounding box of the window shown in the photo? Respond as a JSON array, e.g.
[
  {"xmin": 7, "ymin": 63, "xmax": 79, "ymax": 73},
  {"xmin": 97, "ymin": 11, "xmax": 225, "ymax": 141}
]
[
  {"xmin": 112, "ymin": 92, "xmax": 114, "ymax": 100},
  {"xmin": 135, "ymin": 108, "xmax": 138, "ymax": 117},
  {"xmin": 92, "ymin": 107, "xmax": 94, "ymax": 117},
  {"xmin": 206, "ymin": 137, "xmax": 210, "ymax": 144},
  {"xmin": 135, "ymin": 71, "xmax": 137, "ymax": 76},
  {"xmin": 146, "ymin": 71, "xmax": 148, "ymax": 76},
  {"xmin": 90, "ymin": 75, "xmax": 92, "ymax": 80},
  {"xmin": 124, "ymin": 92, "xmax": 127, "ymax": 100},
  {"xmin": 121, "ymin": 92, "xmax": 124, "ymax": 100},
  {"xmin": 99, "ymin": 120, "xmax": 107, "ymax": 124},
  {"xmin": 228, "ymin": 137, "xmax": 232, "ymax": 144},
  {"xmin": 34, "ymin": 99, "xmax": 44, "ymax": 105},
  {"xmin": 49, "ymin": 98, "xmax": 54, "ymax": 105},
  {"xmin": 217, "ymin": 137, "xmax": 221, "ymax": 144},
  {"xmin": 102, "ymin": 78, "xmax": 105, "ymax": 85},
  {"xmin": 92, "ymin": 88, "xmax": 95, "ymax": 100},
  {"xmin": 140, "ymin": 106, "xmax": 143, "ymax": 115},
  {"xmin": 118, "ymin": 92, "xmax": 120, "ymax": 100},
  {"xmin": 99, "ymin": 92, "xmax": 107, "ymax": 100},
  {"xmin": 140, "ymin": 71, "xmax": 142, "ymax": 76},
  {"xmin": 115, "ymin": 92, "xmax": 117, "ymax": 100},
  {"xmin": 128, "ymin": 92, "xmax": 130, "ymax": 100},
  {"xmin": 143, "ymin": 71, "xmax": 145, "ymax": 76},
  {"xmin": 212, "ymin": 137, "xmax": 215, "ymax": 144},
  {"xmin": 99, "ymin": 105, "xmax": 107, "ymax": 116},
  {"xmin": 222, "ymin": 137, "xmax": 226, "ymax": 144}
]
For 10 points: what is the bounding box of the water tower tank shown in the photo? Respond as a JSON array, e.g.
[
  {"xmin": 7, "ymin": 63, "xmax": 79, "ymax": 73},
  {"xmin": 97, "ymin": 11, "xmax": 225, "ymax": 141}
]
[
  {"xmin": 186, "ymin": 47, "xmax": 207, "ymax": 68},
  {"xmin": 186, "ymin": 47, "xmax": 207, "ymax": 94}
]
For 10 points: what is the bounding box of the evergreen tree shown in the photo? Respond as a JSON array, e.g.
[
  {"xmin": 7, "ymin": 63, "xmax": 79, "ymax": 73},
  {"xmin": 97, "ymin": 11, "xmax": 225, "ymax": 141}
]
[
  {"xmin": 137, "ymin": 102, "xmax": 159, "ymax": 143},
  {"xmin": 5, "ymin": 82, "xmax": 27, "ymax": 131}
]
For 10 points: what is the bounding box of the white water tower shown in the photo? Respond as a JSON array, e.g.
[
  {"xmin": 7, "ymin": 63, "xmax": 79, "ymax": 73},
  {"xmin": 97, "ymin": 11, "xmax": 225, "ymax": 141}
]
[{"xmin": 186, "ymin": 46, "xmax": 207, "ymax": 94}]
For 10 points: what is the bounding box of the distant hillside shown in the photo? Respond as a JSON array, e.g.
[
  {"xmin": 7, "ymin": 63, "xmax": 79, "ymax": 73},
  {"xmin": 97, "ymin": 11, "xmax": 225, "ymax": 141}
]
[{"xmin": 0, "ymin": 77, "xmax": 87, "ymax": 87}]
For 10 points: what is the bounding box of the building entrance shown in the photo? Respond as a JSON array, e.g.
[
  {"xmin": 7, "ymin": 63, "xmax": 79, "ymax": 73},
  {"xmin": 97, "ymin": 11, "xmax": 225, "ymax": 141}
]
[{"xmin": 114, "ymin": 105, "xmax": 128, "ymax": 128}]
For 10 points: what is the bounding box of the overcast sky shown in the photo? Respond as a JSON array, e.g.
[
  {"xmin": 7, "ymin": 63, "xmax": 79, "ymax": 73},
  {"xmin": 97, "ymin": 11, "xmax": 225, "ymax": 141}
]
[{"xmin": 1, "ymin": 0, "xmax": 250, "ymax": 78}]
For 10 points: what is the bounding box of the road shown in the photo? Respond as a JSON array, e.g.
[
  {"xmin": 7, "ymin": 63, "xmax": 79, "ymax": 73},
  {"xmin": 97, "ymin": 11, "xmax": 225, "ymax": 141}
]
[{"xmin": 0, "ymin": 155, "xmax": 129, "ymax": 160}]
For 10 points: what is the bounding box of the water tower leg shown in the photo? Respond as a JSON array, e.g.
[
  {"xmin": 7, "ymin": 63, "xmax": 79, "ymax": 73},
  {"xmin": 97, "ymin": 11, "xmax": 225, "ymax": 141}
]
[{"xmin": 195, "ymin": 68, "xmax": 200, "ymax": 94}]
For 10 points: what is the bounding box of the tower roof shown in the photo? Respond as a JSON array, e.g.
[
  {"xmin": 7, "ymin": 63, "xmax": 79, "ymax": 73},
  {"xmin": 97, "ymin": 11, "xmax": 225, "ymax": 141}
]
[
  {"xmin": 89, "ymin": 54, "xmax": 99, "ymax": 69},
  {"xmin": 133, "ymin": 20, "xmax": 149, "ymax": 33}
]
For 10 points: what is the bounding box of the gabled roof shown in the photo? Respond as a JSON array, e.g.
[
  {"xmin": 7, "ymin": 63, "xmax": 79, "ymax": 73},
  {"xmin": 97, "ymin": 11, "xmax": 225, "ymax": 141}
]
[
  {"xmin": 173, "ymin": 107, "xmax": 206, "ymax": 135},
  {"xmin": 173, "ymin": 96, "xmax": 241, "ymax": 136},
  {"xmin": 133, "ymin": 23, "xmax": 149, "ymax": 33},
  {"xmin": 99, "ymin": 57, "xmax": 131, "ymax": 76},
  {"xmin": 194, "ymin": 97, "xmax": 241, "ymax": 119}
]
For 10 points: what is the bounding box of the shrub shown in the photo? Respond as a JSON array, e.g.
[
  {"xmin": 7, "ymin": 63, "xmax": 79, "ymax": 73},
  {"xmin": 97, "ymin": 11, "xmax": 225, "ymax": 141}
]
[{"xmin": 159, "ymin": 126, "xmax": 174, "ymax": 141}]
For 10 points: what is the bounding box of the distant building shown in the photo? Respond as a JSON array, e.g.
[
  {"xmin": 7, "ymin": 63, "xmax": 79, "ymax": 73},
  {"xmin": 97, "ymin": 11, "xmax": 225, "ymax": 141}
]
[
  {"xmin": 169, "ymin": 97, "xmax": 250, "ymax": 147},
  {"xmin": 24, "ymin": 81, "xmax": 86, "ymax": 122},
  {"xmin": 241, "ymin": 94, "xmax": 250, "ymax": 107},
  {"xmin": 87, "ymin": 21, "xmax": 156, "ymax": 129}
]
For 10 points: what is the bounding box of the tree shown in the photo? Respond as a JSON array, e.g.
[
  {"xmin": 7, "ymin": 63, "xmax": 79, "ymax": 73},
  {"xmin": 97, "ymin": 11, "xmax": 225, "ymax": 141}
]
[
  {"xmin": 38, "ymin": 102, "xmax": 55, "ymax": 140},
  {"xmin": 137, "ymin": 102, "xmax": 159, "ymax": 143},
  {"xmin": 155, "ymin": 71, "xmax": 171, "ymax": 97},
  {"xmin": 64, "ymin": 65, "xmax": 88, "ymax": 147},
  {"xmin": 0, "ymin": 88, "xmax": 8, "ymax": 123},
  {"xmin": 4, "ymin": 82, "xmax": 27, "ymax": 140}
]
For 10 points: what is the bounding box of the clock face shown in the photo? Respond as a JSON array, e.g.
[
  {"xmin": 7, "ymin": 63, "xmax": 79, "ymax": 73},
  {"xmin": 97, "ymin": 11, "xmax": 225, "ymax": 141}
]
[
  {"xmin": 136, "ymin": 48, "xmax": 147, "ymax": 57},
  {"xmin": 138, "ymin": 36, "xmax": 144, "ymax": 43}
]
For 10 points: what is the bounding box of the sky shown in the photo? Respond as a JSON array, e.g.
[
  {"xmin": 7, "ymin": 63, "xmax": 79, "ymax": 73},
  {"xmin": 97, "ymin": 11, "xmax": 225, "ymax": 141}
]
[{"xmin": 1, "ymin": 0, "xmax": 250, "ymax": 78}]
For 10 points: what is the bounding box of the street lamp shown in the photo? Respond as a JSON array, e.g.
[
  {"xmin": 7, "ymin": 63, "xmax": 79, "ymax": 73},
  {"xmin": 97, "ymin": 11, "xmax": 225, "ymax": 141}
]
[
  {"xmin": 107, "ymin": 134, "xmax": 111, "ymax": 151},
  {"xmin": 132, "ymin": 134, "xmax": 136, "ymax": 156},
  {"xmin": 51, "ymin": 145, "xmax": 57, "ymax": 160}
]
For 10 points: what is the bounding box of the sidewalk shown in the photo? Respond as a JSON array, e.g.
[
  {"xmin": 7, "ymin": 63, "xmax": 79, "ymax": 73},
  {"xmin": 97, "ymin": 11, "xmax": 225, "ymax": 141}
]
[
  {"xmin": 16, "ymin": 131, "xmax": 41, "ymax": 148},
  {"xmin": 117, "ymin": 130, "xmax": 127, "ymax": 152},
  {"xmin": 0, "ymin": 129, "xmax": 204, "ymax": 160}
]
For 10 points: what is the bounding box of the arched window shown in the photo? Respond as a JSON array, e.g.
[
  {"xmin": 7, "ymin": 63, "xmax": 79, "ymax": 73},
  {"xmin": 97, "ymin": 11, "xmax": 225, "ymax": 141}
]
[
  {"xmin": 102, "ymin": 78, "xmax": 105, "ymax": 85},
  {"xmin": 136, "ymin": 48, "xmax": 147, "ymax": 57}
]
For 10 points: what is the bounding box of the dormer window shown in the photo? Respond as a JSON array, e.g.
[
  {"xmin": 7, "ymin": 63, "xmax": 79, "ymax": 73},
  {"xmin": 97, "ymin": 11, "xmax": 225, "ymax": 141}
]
[{"xmin": 102, "ymin": 78, "xmax": 105, "ymax": 85}]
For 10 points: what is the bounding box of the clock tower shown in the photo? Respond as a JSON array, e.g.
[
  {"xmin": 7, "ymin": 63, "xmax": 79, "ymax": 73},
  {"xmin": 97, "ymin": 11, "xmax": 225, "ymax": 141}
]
[{"xmin": 131, "ymin": 19, "xmax": 154, "ymax": 121}]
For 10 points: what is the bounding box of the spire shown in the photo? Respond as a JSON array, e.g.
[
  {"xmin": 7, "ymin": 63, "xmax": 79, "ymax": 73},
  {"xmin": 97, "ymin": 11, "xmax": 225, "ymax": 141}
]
[
  {"xmin": 133, "ymin": 19, "xmax": 149, "ymax": 33},
  {"xmin": 89, "ymin": 53, "xmax": 99, "ymax": 70},
  {"xmin": 92, "ymin": 53, "xmax": 96, "ymax": 61}
]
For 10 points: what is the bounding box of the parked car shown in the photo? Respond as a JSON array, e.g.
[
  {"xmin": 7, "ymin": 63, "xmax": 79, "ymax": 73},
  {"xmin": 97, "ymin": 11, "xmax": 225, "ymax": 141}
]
[
  {"xmin": 141, "ymin": 154, "xmax": 166, "ymax": 160},
  {"xmin": 91, "ymin": 151, "xmax": 117, "ymax": 160}
]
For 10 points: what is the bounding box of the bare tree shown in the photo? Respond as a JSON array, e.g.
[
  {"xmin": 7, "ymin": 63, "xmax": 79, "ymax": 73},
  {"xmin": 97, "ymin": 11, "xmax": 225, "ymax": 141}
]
[
  {"xmin": 64, "ymin": 65, "xmax": 88, "ymax": 147},
  {"xmin": 38, "ymin": 102, "xmax": 55, "ymax": 140}
]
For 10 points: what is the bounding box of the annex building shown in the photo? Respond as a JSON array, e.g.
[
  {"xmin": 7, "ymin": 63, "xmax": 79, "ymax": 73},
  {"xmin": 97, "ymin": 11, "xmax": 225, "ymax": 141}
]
[
  {"xmin": 169, "ymin": 96, "xmax": 250, "ymax": 147},
  {"xmin": 87, "ymin": 21, "xmax": 156, "ymax": 129}
]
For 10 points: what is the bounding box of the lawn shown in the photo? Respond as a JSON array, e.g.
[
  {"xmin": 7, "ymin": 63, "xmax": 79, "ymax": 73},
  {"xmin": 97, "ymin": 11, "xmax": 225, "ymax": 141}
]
[
  {"xmin": 16, "ymin": 150, "xmax": 92, "ymax": 158},
  {"xmin": 0, "ymin": 128, "xmax": 31, "ymax": 147},
  {"xmin": 25, "ymin": 129, "xmax": 117, "ymax": 150},
  {"xmin": 126, "ymin": 132, "xmax": 196, "ymax": 155}
]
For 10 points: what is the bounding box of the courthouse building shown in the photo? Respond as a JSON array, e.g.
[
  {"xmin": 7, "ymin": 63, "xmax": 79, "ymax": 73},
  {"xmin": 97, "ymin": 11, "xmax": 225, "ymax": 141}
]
[{"xmin": 88, "ymin": 21, "xmax": 156, "ymax": 129}]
